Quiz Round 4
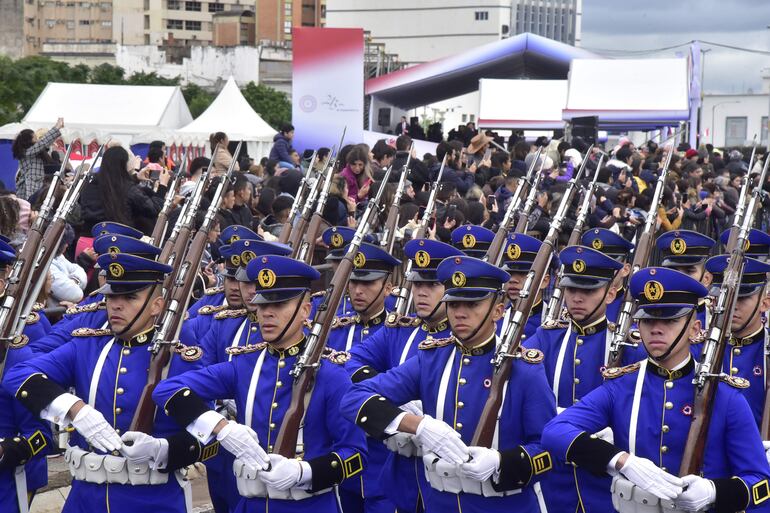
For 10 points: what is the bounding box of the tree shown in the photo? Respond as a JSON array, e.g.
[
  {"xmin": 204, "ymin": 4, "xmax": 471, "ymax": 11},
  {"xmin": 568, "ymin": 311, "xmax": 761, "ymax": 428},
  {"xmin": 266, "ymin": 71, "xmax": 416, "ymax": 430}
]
[
  {"xmin": 90, "ymin": 63, "xmax": 125, "ymax": 84},
  {"xmin": 241, "ymin": 82, "xmax": 290, "ymax": 130},
  {"xmin": 182, "ymin": 83, "xmax": 214, "ymax": 118},
  {"xmin": 126, "ymin": 71, "xmax": 179, "ymax": 86}
]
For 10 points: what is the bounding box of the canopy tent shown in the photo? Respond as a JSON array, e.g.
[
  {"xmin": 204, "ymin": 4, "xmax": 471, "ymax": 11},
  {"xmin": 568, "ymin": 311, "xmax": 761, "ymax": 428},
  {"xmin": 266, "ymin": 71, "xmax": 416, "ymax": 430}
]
[
  {"xmin": 563, "ymin": 58, "xmax": 691, "ymax": 130},
  {"xmin": 365, "ymin": 33, "xmax": 596, "ymax": 110},
  {"xmin": 477, "ymin": 79, "xmax": 568, "ymax": 130},
  {"xmin": 137, "ymin": 76, "xmax": 276, "ymax": 160}
]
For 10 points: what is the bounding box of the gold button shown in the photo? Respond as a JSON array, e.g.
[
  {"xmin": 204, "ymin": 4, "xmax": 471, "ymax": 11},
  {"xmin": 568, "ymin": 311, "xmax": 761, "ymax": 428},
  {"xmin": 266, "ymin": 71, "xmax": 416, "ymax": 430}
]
[
  {"xmin": 662, "ymin": 425, "xmax": 669, "ymax": 433},
  {"xmin": 13, "ymin": 437, "xmax": 20, "ymax": 442},
  {"xmin": 456, "ymin": 423, "xmax": 463, "ymax": 429},
  {"xmin": 665, "ymin": 381, "xmax": 673, "ymax": 389},
  {"xmin": 268, "ymin": 445, "xmax": 274, "ymax": 452},
  {"xmin": 458, "ymin": 378, "xmax": 466, "ymax": 385},
  {"xmin": 362, "ymin": 329, "xmax": 369, "ymax": 335},
  {"xmin": 115, "ymin": 429, "xmax": 121, "ymax": 434},
  {"xmin": 278, "ymin": 361, "xmax": 286, "ymax": 368},
  {"xmin": 574, "ymin": 358, "xmax": 581, "ymax": 366},
  {"xmin": 123, "ymin": 349, "xmax": 130, "ymax": 355},
  {"xmin": 117, "ymin": 388, "xmax": 124, "ymax": 395},
  {"xmin": 269, "ymin": 423, "xmax": 275, "ymax": 429},
  {"xmin": 664, "ymin": 401, "xmax": 673, "ymax": 410},
  {"xmin": 661, "ymin": 467, "xmax": 667, "ymax": 472},
  {"xmin": 576, "ymin": 339, "xmax": 583, "ymax": 346},
  {"xmin": 661, "ymin": 446, "xmax": 668, "ymax": 454},
  {"xmin": 20, "ymin": 391, "xmax": 28, "ymax": 398},
  {"xmin": 276, "ymin": 381, "xmax": 283, "ymax": 387},
  {"xmin": 457, "ymin": 402, "xmax": 464, "ymax": 409},
  {"xmin": 574, "ymin": 378, "xmax": 580, "ymax": 384},
  {"xmin": 734, "ymin": 348, "xmax": 741, "ymax": 356},
  {"xmin": 272, "ymin": 402, "xmax": 278, "ymax": 409},
  {"xmin": 119, "ymin": 367, "xmax": 127, "ymax": 375},
  {"xmin": 463, "ymin": 358, "xmax": 471, "ymax": 365},
  {"xmin": 731, "ymin": 367, "xmax": 738, "ymax": 374},
  {"xmin": 115, "ymin": 408, "xmax": 122, "ymax": 414}
]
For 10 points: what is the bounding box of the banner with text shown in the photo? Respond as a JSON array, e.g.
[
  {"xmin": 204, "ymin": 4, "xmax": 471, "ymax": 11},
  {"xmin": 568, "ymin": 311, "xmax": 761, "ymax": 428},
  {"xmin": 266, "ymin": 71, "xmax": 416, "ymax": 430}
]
[{"xmin": 292, "ymin": 27, "xmax": 364, "ymax": 154}]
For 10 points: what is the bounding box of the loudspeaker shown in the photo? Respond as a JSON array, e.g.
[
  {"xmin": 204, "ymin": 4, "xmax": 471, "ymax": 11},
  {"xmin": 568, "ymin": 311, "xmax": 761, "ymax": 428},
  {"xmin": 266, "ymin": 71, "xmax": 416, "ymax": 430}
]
[
  {"xmin": 571, "ymin": 116, "xmax": 598, "ymax": 144},
  {"xmin": 378, "ymin": 108, "xmax": 391, "ymax": 127}
]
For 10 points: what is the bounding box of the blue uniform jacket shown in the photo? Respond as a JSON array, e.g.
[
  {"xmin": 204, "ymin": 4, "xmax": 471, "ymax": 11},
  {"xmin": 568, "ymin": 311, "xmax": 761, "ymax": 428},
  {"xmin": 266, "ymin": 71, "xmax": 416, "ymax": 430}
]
[
  {"xmin": 152, "ymin": 339, "xmax": 368, "ymax": 513},
  {"xmin": 542, "ymin": 357, "xmax": 770, "ymax": 513},
  {"xmin": 187, "ymin": 288, "xmax": 225, "ymax": 319},
  {"xmin": 340, "ymin": 336, "xmax": 556, "ymax": 513},
  {"xmin": 28, "ymin": 303, "xmax": 108, "ymax": 354}
]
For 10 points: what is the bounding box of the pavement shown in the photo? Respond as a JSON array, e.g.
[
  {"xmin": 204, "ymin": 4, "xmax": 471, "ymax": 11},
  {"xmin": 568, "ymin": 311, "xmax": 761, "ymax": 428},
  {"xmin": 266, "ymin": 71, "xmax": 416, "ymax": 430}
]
[{"xmin": 29, "ymin": 454, "xmax": 215, "ymax": 513}]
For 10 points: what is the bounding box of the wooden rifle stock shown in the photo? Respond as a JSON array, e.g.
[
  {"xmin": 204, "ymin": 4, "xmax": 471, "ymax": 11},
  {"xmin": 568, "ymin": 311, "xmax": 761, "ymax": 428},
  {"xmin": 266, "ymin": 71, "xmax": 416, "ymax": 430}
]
[
  {"xmin": 273, "ymin": 166, "xmax": 394, "ymax": 457},
  {"xmin": 278, "ymin": 152, "xmax": 318, "ymax": 245},
  {"xmin": 151, "ymin": 151, "xmax": 189, "ymax": 245}
]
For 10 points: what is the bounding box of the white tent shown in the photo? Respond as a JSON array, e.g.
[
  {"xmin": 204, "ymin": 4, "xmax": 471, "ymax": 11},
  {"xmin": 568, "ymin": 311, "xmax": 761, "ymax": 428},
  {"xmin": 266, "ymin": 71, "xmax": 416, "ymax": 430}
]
[
  {"xmin": 563, "ymin": 58, "xmax": 690, "ymax": 129},
  {"xmin": 478, "ymin": 79, "xmax": 568, "ymax": 130},
  {"xmin": 165, "ymin": 76, "xmax": 276, "ymax": 160},
  {"xmin": 0, "ymin": 82, "xmax": 192, "ymax": 145}
]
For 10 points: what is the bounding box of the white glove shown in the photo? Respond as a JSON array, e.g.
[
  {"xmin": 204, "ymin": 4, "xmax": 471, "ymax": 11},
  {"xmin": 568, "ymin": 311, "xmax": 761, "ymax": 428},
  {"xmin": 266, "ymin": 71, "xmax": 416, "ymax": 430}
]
[
  {"xmin": 120, "ymin": 431, "xmax": 169, "ymax": 470},
  {"xmin": 414, "ymin": 415, "xmax": 469, "ymax": 465},
  {"xmin": 259, "ymin": 454, "xmax": 311, "ymax": 490},
  {"xmin": 619, "ymin": 454, "xmax": 684, "ymax": 500},
  {"xmin": 594, "ymin": 427, "xmax": 614, "ymax": 444},
  {"xmin": 763, "ymin": 441, "xmax": 770, "ymax": 465},
  {"xmin": 673, "ymin": 475, "xmax": 715, "ymax": 512},
  {"xmin": 458, "ymin": 446, "xmax": 500, "ymax": 481},
  {"xmin": 216, "ymin": 421, "xmax": 270, "ymax": 471},
  {"xmin": 71, "ymin": 404, "xmax": 123, "ymax": 453},
  {"xmin": 401, "ymin": 400, "xmax": 423, "ymax": 416}
]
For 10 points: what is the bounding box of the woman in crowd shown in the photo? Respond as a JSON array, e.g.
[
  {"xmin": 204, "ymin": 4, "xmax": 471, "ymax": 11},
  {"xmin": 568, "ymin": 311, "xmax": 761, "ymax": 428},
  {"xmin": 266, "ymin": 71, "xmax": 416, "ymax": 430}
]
[{"xmin": 13, "ymin": 118, "xmax": 63, "ymax": 200}]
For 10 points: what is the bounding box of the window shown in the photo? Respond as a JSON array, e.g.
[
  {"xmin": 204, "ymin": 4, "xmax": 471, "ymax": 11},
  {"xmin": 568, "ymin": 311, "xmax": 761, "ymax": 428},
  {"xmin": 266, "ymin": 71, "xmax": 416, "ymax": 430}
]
[
  {"xmin": 208, "ymin": 2, "xmax": 224, "ymax": 12},
  {"xmin": 725, "ymin": 117, "xmax": 747, "ymax": 147},
  {"xmin": 66, "ymin": 20, "xmax": 74, "ymax": 28},
  {"xmin": 474, "ymin": 11, "xmax": 488, "ymax": 21},
  {"xmin": 185, "ymin": 1, "xmax": 201, "ymax": 11},
  {"xmin": 79, "ymin": 19, "xmax": 92, "ymax": 25},
  {"xmin": 167, "ymin": 19, "xmax": 183, "ymax": 29},
  {"xmin": 762, "ymin": 116, "xmax": 768, "ymax": 146},
  {"xmin": 185, "ymin": 20, "xmax": 201, "ymax": 30},
  {"xmin": 101, "ymin": 20, "xmax": 111, "ymax": 27},
  {"xmin": 167, "ymin": 0, "xmax": 180, "ymax": 8},
  {"xmin": 45, "ymin": 18, "xmax": 56, "ymax": 28}
]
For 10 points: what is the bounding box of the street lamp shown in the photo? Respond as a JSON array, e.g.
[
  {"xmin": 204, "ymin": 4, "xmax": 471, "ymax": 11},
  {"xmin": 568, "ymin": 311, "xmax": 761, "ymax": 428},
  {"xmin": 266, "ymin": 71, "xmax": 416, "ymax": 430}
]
[{"xmin": 711, "ymin": 100, "xmax": 740, "ymax": 146}]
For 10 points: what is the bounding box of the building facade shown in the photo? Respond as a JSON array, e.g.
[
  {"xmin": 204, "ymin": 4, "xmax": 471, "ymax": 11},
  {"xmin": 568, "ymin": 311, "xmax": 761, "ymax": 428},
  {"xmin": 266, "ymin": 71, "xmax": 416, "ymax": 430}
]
[
  {"xmin": 23, "ymin": 0, "xmax": 114, "ymax": 56},
  {"xmin": 511, "ymin": 0, "xmax": 581, "ymax": 46},
  {"xmin": 255, "ymin": 0, "xmax": 325, "ymax": 42}
]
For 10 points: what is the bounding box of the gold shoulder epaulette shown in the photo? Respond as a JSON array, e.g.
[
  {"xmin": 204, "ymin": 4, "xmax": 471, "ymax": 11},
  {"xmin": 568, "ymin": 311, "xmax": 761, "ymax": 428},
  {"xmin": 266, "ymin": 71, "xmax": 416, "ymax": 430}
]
[
  {"xmin": 322, "ymin": 347, "xmax": 351, "ymax": 365},
  {"xmin": 517, "ymin": 347, "xmax": 544, "ymax": 364},
  {"xmin": 311, "ymin": 290, "xmax": 326, "ymax": 298},
  {"xmin": 71, "ymin": 327, "xmax": 112, "ymax": 337},
  {"xmin": 542, "ymin": 319, "xmax": 568, "ymax": 330},
  {"xmin": 418, "ymin": 336, "xmax": 455, "ymax": 350},
  {"xmin": 721, "ymin": 375, "xmax": 750, "ymax": 389},
  {"xmin": 199, "ymin": 304, "xmax": 229, "ymax": 316},
  {"xmin": 214, "ymin": 308, "xmax": 248, "ymax": 320},
  {"xmin": 25, "ymin": 312, "xmax": 40, "ymax": 325},
  {"xmin": 32, "ymin": 302, "xmax": 45, "ymax": 312},
  {"xmin": 226, "ymin": 343, "xmax": 268, "ymax": 356},
  {"xmin": 204, "ymin": 286, "xmax": 224, "ymax": 296},
  {"xmin": 66, "ymin": 301, "xmax": 106, "ymax": 315},
  {"xmin": 385, "ymin": 313, "xmax": 421, "ymax": 328},
  {"xmin": 602, "ymin": 362, "xmax": 641, "ymax": 380},
  {"xmin": 10, "ymin": 334, "xmax": 29, "ymax": 349},
  {"xmin": 174, "ymin": 343, "xmax": 204, "ymax": 362},
  {"xmin": 331, "ymin": 316, "xmax": 356, "ymax": 329}
]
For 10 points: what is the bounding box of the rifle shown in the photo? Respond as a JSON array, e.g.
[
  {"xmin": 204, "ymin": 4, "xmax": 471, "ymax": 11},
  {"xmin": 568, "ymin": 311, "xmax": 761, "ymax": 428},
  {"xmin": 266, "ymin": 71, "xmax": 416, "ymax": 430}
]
[
  {"xmin": 380, "ymin": 143, "xmax": 414, "ymax": 253},
  {"xmin": 681, "ymin": 153, "xmax": 769, "ymax": 474},
  {"xmin": 130, "ymin": 142, "xmax": 242, "ymax": 434},
  {"xmin": 482, "ymin": 148, "xmax": 543, "ymax": 266},
  {"xmin": 606, "ymin": 149, "xmax": 674, "ymax": 368},
  {"xmin": 278, "ymin": 151, "xmax": 318, "ymax": 245},
  {"xmin": 725, "ymin": 136, "xmax": 758, "ymax": 252},
  {"xmin": 513, "ymin": 155, "xmax": 548, "ymax": 234},
  {"xmin": 393, "ymin": 155, "xmax": 447, "ymax": 315},
  {"xmin": 471, "ymin": 157, "xmax": 588, "ymax": 447},
  {"xmin": 0, "ymin": 142, "xmax": 91, "ymax": 378},
  {"xmin": 543, "ymin": 151, "xmax": 603, "ymax": 324},
  {"xmin": 288, "ymin": 153, "xmax": 331, "ymax": 255},
  {"xmin": 273, "ymin": 165, "xmax": 394, "ymax": 457},
  {"xmin": 151, "ymin": 149, "xmax": 189, "ymax": 246},
  {"xmin": 159, "ymin": 145, "xmax": 218, "ymax": 288}
]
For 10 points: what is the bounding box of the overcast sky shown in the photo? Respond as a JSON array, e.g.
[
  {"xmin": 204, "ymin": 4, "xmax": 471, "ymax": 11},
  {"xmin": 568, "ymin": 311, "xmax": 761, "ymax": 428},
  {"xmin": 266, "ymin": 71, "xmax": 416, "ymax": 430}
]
[{"xmin": 580, "ymin": 0, "xmax": 770, "ymax": 94}]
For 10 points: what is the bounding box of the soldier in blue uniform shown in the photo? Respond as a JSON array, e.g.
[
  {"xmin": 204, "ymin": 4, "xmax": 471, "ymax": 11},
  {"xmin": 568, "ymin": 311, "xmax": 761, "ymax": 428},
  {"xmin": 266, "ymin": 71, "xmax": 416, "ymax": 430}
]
[
  {"xmin": 581, "ymin": 228, "xmax": 635, "ymax": 323},
  {"xmin": 499, "ymin": 233, "xmax": 547, "ymax": 339},
  {"xmin": 525, "ymin": 245, "xmax": 647, "ymax": 513},
  {"xmin": 28, "ymin": 234, "xmax": 163, "ymax": 354},
  {"xmin": 656, "ymin": 230, "xmax": 715, "ymax": 327},
  {"xmin": 542, "ymin": 266, "xmax": 770, "ymax": 513},
  {"xmin": 719, "ymin": 228, "xmax": 770, "ymax": 262},
  {"xmin": 152, "ymin": 255, "xmax": 367, "ymax": 513},
  {"xmin": 326, "ymin": 243, "xmax": 401, "ymax": 354},
  {"xmin": 339, "ymin": 255, "xmax": 556, "ymax": 513},
  {"xmin": 343, "ymin": 239, "xmax": 462, "ymax": 513},
  {"xmin": 702, "ymin": 255, "xmax": 770, "ymax": 427},
  {"xmin": 3, "ymin": 253, "xmax": 212, "ymax": 513},
  {"xmin": 451, "ymin": 225, "xmax": 495, "ymax": 258}
]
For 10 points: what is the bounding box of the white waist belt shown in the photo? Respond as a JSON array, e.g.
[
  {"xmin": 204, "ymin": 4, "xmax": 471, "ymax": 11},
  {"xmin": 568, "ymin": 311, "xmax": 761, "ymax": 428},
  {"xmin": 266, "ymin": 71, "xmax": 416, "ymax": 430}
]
[
  {"xmin": 64, "ymin": 445, "xmax": 170, "ymax": 486},
  {"xmin": 422, "ymin": 451, "xmax": 521, "ymax": 498},
  {"xmin": 232, "ymin": 458, "xmax": 331, "ymax": 500},
  {"xmin": 611, "ymin": 475, "xmax": 685, "ymax": 513}
]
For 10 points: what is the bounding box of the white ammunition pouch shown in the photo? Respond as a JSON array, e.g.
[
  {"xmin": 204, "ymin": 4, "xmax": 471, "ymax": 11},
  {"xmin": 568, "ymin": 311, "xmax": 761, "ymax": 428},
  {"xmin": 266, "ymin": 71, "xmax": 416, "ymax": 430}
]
[
  {"xmin": 611, "ymin": 476, "xmax": 687, "ymax": 513},
  {"xmin": 65, "ymin": 445, "xmax": 169, "ymax": 486},
  {"xmin": 422, "ymin": 451, "xmax": 521, "ymax": 498},
  {"xmin": 384, "ymin": 432, "xmax": 422, "ymax": 458},
  {"xmin": 232, "ymin": 458, "xmax": 331, "ymax": 500}
]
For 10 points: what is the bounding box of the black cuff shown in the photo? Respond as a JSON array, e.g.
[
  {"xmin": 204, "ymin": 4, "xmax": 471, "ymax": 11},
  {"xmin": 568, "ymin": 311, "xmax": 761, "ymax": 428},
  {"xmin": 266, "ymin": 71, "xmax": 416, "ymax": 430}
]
[
  {"xmin": 16, "ymin": 373, "xmax": 67, "ymax": 416},
  {"xmin": 163, "ymin": 388, "xmax": 210, "ymax": 428},
  {"xmin": 307, "ymin": 452, "xmax": 363, "ymax": 492},
  {"xmin": 0, "ymin": 438, "xmax": 31, "ymax": 471},
  {"xmin": 350, "ymin": 366, "xmax": 379, "ymax": 383},
  {"xmin": 492, "ymin": 446, "xmax": 553, "ymax": 492},
  {"xmin": 355, "ymin": 395, "xmax": 404, "ymax": 440},
  {"xmin": 565, "ymin": 432, "xmax": 620, "ymax": 476},
  {"xmin": 164, "ymin": 432, "xmax": 206, "ymax": 472},
  {"xmin": 713, "ymin": 477, "xmax": 750, "ymax": 513}
]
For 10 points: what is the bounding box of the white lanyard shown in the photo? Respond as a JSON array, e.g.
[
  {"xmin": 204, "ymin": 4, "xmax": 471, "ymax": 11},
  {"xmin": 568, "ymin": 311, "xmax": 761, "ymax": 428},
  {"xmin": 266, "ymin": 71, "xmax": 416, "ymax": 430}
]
[
  {"xmin": 88, "ymin": 325, "xmax": 113, "ymax": 407},
  {"xmin": 552, "ymin": 329, "xmax": 572, "ymax": 407},
  {"xmin": 228, "ymin": 318, "xmax": 249, "ymax": 362},
  {"xmin": 628, "ymin": 359, "xmax": 648, "ymax": 455},
  {"xmin": 435, "ymin": 347, "xmax": 457, "ymax": 424},
  {"xmin": 345, "ymin": 323, "xmax": 357, "ymax": 351},
  {"xmin": 398, "ymin": 326, "xmax": 421, "ymax": 365},
  {"xmin": 244, "ymin": 349, "xmax": 268, "ymax": 429}
]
